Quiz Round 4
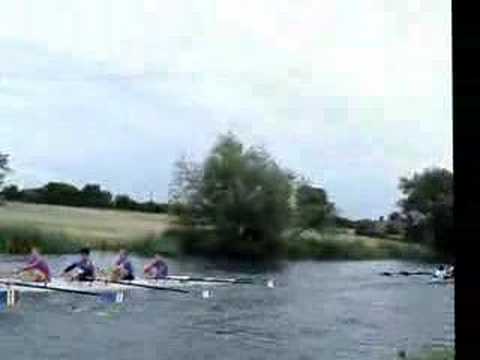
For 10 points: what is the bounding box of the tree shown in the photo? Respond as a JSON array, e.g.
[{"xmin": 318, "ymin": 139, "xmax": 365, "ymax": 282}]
[
  {"xmin": 169, "ymin": 133, "xmax": 294, "ymax": 258},
  {"xmin": 168, "ymin": 154, "xmax": 205, "ymax": 223},
  {"xmin": 334, "ymin": 216, "xmax": 356, "ymax": 229},
  {"xmin": 388, "ymin": 211, "xmax": 402, "ymax": 222},
  {"xmin": 1, "ymin": 185, "xmax": 20, "ymax": 200},
  {"xmin": 398, "ymin": 167, "xmax": 453, "ymax": 255},
  {"xmin": 43, "ymin": 182, "xmax": 81, "ymax": 206},
  {"xmin": 0, "ymin": 152, "xmax": 9, "ymax": 189},
  {"xmin": 80, "ymin": 184, "xmax": 112, "ymax": 208},
  {"xmin": 114, "ymin": 194, "xmax": 137, "ymax": 210},
  {"xmin": 399, "ymin": 168, "xmax": 453, "ymax": 214},
  {"xmin": 294, "ymin": 184, "xmax": 336, "ymax": 234}
]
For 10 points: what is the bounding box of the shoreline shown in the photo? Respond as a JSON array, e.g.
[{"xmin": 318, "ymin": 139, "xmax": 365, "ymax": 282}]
[
  {"xmin": 0, "ymin": 224, "xmax": 435, "ymax": 261},
  {"xmin": 0, "ymin": 202, "xmax": 436, "ymax": 261}
]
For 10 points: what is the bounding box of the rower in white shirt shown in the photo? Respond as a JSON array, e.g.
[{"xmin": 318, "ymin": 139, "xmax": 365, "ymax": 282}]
[{"xmin": 433, "ymin": 265, "xmax": 447, "ymax": 279}]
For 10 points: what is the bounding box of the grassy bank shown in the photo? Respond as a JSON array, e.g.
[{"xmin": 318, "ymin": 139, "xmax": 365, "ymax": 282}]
[
  {"xmin": 397, "ymin": 347, "xmax": 454, "ymax": 360},
  {"xmin": 0, "ymin": 202, "xmax": 179, "ymax": 256},
  {"xmin": 161, "ymin": 227, "xmax": 434, "ymax": 261},
  {"xmin": 287, "ymin": 229, "xmax": 435, "ymax": 261},
  {"xmin": 0, "ymin": 202, "xmax": 434, "ymax": 260}
]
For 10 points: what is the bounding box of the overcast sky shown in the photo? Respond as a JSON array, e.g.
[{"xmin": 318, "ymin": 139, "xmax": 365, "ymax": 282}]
[{"xmin": 0, "ymin": 0, "xmax": 451, "ymax": 219}]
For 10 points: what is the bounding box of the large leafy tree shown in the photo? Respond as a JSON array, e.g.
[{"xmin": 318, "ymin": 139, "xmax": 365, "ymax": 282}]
[
  {"xmin": 398, "ymin": 167, "xmax": 453, "ymax": 256},
  {"xmin": 169, "ymin": 133, "xmax": 294, "ymax": 258}
]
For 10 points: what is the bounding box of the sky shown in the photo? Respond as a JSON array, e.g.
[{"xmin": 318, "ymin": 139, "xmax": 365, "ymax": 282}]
[{"xmin": 0, "ymin": 0, "xmax": 452, "ymax": 219}]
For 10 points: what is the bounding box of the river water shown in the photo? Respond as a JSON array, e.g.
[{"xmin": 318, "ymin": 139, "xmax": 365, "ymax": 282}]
[{"xmin": 0, "ymin": 254, "xmax": 454, "ymax": 360}]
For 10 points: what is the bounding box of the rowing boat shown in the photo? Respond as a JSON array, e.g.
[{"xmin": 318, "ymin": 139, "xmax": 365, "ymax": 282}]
[
  {"xmin": 0, "ymin": 278, "xmax": 195, "ymax": 293},
  {"xmin": 0, "ymin": 276, "xmax": 214, "ymax": 309},
  {"xmin": 0, "ymin": 274, "xmax": 274, "ymax": 292},
  {"xmin": 0, "ymin": 279, "xmax": 126, "ymax": 308},
  {"xmin": 0, "ymin": 278, "xmax": 123, "ymax": 293}
]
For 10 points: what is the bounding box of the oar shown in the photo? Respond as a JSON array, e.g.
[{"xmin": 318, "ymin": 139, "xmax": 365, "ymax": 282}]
[
  {"xmin": 0, "ymin": 285, "xmax": 18, "ymax": 309},
  {"xmin": 96, "ymin": 278, "xmax": 190, "ymax": 294},
  {"xmin": 0, "ymin": 279, "xmax": 124, "ymax": 303},
  {"xmin": 380, "ymin": 271, "xmax": 433, "ymax": 277},
  {"xmin": 166, "ymin": 275, "xmax": 251, "ymax": 284},
  {"xmin": 166, "ymin": 275, "xmax": 275, "ymax": 287}
]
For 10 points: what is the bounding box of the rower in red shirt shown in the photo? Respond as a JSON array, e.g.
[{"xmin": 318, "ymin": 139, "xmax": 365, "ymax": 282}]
[
  {"xmin": 143, "ymin": 253, "xmax": 168, "ymax": 279},
  {"xmin": 17, "ymin": 247, "xmax": 51, "ymax": 283}
]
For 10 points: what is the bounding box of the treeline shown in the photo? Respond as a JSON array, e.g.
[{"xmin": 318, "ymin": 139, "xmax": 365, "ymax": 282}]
[
  {"xmin": 1, "ymin": 142, "xmax": 453, "ymax": 260},
  {"xmin": 168, "ymin": 133, "xmax": 453, "ymax": 259},
  {"xmin": 0, "ymin": 182, "xmax": 168, "ymax": 214}
]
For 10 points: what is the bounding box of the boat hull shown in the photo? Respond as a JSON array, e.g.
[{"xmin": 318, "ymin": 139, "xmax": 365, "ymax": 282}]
[{"xmin": 0, "ymin": 278, "xmax": 219, "ymax": 293}]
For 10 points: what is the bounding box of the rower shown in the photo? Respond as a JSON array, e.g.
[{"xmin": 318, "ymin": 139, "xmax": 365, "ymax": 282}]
[
  {"xmin": 434, "ymin": 265, "xmax": 447, "ymax": 279},
  {"xmin": 446, "ymin": 264, "xmax": 455, "ymax": 279},
  {"xmin": 143, "ymin": 253, "xmax": 168, "ymax": 279},
  {"xmin": 62, "ymin": 247, "xmax": 95, "ymax": 281},
  {"xmin": 111, "ymin": 249, "xmax": 135, "ymax": 281},
  {"xmin": 16, "ymin": 247, "xmax": 51, "ymax": 283}
]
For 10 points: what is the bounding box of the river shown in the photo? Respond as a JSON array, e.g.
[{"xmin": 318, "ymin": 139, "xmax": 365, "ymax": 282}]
[{"xmin": 0, "ymin": 254, "xmax": 454, "ymax": 360}]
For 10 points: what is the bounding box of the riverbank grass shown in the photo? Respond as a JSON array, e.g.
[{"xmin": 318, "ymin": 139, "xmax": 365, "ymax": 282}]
[
  {"xmin": 400, "ymin": 347, "xmax": 454, "ymax": 360},
  {"xmin": 0, "ymin": 202, "xmax": 434, "ymax": 260},
  {"xmin": 286, "ymin": 228, "xmax": 434, "ymax": 260}
]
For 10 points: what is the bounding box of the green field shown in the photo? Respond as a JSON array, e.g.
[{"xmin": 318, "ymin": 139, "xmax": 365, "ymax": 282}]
[{"xmin": 0, "ymin": 202, "xmax": 178, "ymax": 255}]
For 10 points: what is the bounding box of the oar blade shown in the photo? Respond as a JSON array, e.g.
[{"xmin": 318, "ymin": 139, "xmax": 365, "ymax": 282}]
[
  {"xmin": 97, "ymin": 291, "xmax": 125, "ymax": 304},
  {"xmin": 102, "ymin": 279, "xmax": 190, "ymax": 294},
  {"xmin": 0, "ymin": 289, "xmax": 19, "ymax": 311}
]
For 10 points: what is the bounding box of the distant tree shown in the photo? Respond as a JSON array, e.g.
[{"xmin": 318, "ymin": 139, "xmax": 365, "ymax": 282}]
[
  {"xmin": 398, "ymin": 167, "xmax": 453, "ymax": 255},
  {"xmin": 168, "ymin": 154, "xmax": 205, "ymax": 223},
  {"xmin": 170, "ymin": 132, "xmax": 294, "ymax": 258},
  {"xmin": 114, "ymin": 194, "xmax": 137, "ymax": 210},
  {"xmin": 388, "ymin": 211, "xmax": 402, "ymax": 222},
  {"xmin": 21, "ymin": 189, "xmax": 44, "ymax": 203},
  {"xmin": 137, "ymin": 201, "xmax": 168, "ymax": 213},
  {"xmin": 80, "ymin": 184, "xmax": 112, "ymax": 208},
  {"xmin": 2, "ymin": 179, "xmax": 166, "ymax": 214},
  {"xmin": 334, "ymin": 216, "xmax": 356, "ymax": 229},
  {"xmin": 1, "ymin": 185, "xmax": 20, "ymax": 200},
  {"xmin": 0, "ymin": 152, "xmax": 10, "ymax": 189},
  {"xmin": 43, "ymin": 182, "xmax": 81, "ymax": 206},
  {"xmin": 294, "ymin": 184, "xmax": 336, "ymax": 234}
]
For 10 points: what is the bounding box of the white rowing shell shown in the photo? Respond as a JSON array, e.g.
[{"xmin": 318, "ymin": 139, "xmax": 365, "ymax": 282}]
[{"xmin": 0, "ymin": 277, "xmax": 222, "ymax": 293}]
